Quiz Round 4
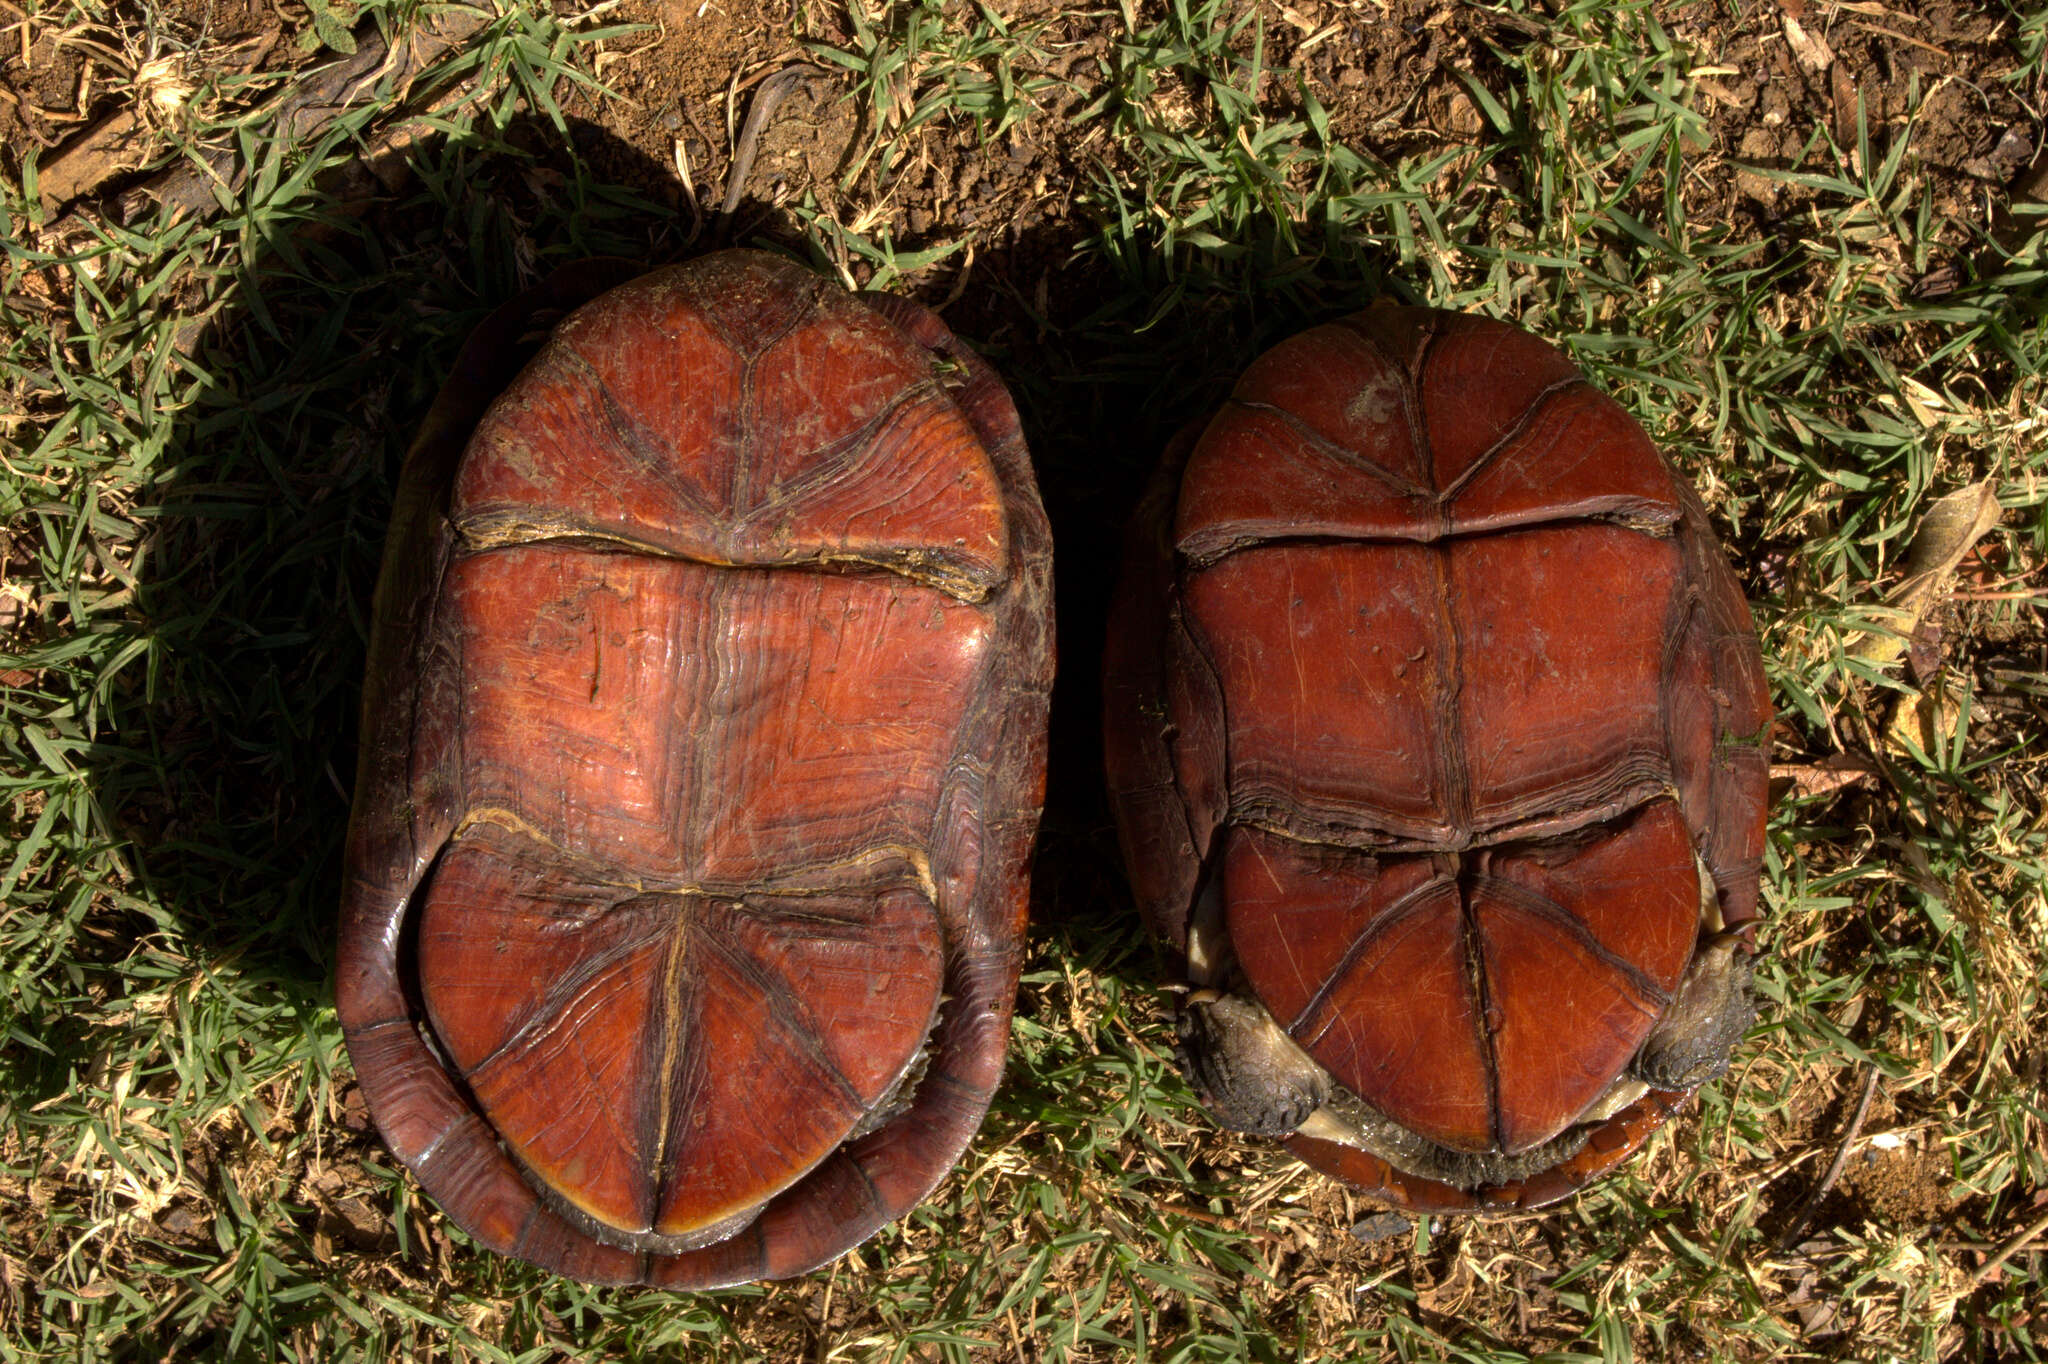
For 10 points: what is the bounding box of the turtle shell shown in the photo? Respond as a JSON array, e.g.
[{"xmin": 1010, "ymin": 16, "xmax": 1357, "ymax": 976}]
[
  {"xmin": 1103, "ymin": 307, "xmax": 1770, "ymax": 1211},
  {"xmin": 337, "ymin": 252, "xmax": 1052, "ymax": 1286}
]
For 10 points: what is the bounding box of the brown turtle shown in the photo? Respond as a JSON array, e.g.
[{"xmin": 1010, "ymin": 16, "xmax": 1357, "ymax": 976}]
[
  {"xmin": 1103, "ymin": 306, "xmax": 1770, "ymax": 1212},
  {"xmin": 337, "ymin": 251, "xmax": 1053, "ymax": 1285}
]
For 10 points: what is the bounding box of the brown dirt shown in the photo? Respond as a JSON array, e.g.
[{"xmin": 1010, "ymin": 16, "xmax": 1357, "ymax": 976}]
[
  {"xmin": 0, "ymin": 23, "xmax": 96, "ymax": 163},
  {"xmin": 1667, "ymin": 0, "xmax": 2036, "ymax": 239},
  {"xmin": 564, "ymin": 0, "xmax": 1129, "ymax": 290},
  {"xmin": 12, "ymin": 0, "xmax": 2035, "ymax": 304},
  {"xmin": 4, "ymin": 0, "xmax": 289, "ymax": 208},
  {"xmin": 563, "ymin": 0, "xmax": 795, "ymax": 207},
  {"xmin": 29, "ymin": 0, "xmax": 2027, "ymax": 346},
  {"xmin": 1844, "ymin": 1138, "xmax": 1956, "ymax": 1226},
  {"xmin": 553, "ymin": 0, "xmax": 2040, "ymax": 369}
]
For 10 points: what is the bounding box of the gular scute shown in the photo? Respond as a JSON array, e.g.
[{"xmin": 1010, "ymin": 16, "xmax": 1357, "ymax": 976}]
[
  {"xmin": 340, "ymin": 251, "xmax": 1053, "ymax": 1286},
  {"xmin": 1440, "ymin": 383, "xmax": 1682, "ymax": 535},
  {"xmin": 1174, "ymin": 329, "xmax": 1431, "ymax": 557},
  {"xmin": 1173, "ymin": 313, "xmax": 1684, "ymax": 562},
  {"xmin": 451, "ymin": 257, "xmax": 1010, "ymax": 597},
  {"xmin": 1106, "ymin": 305, "xmax": 1772, "ymax": 1211},
  {"xmin": 1407, "ymin": 310, "xmax": 1582, "ymax": 479}
]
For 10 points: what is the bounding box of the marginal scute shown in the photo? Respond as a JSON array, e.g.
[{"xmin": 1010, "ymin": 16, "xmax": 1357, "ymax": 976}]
[{"xmin": 450, "ymin": 257, "xmax": 1010, "ymax": 598}]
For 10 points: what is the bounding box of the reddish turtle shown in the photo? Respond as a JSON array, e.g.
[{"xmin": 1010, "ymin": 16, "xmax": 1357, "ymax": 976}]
[
  {"xmin": 1104, "ymin": 307, "xmax": 1770, "ymax": 1212},
  {"xmin": 337, "ymin": 252, "xmax": 1052, "ymax": 1285}
]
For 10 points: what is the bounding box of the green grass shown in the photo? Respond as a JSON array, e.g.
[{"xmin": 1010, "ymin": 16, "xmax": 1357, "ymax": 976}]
[{"xmin": 3, "ymin": 0, "xmax": 2045, "ymax": 1358}]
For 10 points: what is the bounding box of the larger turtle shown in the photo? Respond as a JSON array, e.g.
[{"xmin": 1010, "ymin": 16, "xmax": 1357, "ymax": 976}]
[
  {"xmin": 337, "ymin": 252, "xmax": 1053, "ymax": 1285},
  {"xmin": 1104, "ymin": 306, "xmax": 1771, "ymax": 1212}
]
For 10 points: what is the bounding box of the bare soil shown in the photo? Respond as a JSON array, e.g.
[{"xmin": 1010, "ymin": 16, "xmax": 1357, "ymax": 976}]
[{"xmin": 13, "ymin": 0, "xmax": 2033, "ymax": 330}]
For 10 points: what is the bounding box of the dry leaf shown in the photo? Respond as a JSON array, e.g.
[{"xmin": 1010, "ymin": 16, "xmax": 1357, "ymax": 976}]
[
  {"xmin": 1829, "ymin": 62, "xmax": 1859, "ymax": 151},
  {"xmin": 1783, "ymin": 15, "xmax": 1835, "ymax": 74},
  {"xmin": 1276, "ymin": 4, "xmax": 1320, "ymax": 33},
  {"xmin": 1886, "ymin": 678, "xmax": 1966, "ymax": 761},
  {"xmin": 1771, "ymin": 754, "xmax": 1879, "ymax": 800},
  {"xmin": 1847, "ymin": 481, "xmax": 2003, "ymax": 666}
]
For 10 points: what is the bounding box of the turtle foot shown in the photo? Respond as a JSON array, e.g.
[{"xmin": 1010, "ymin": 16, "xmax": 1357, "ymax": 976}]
[
  {"xmin": 1632, "ymin": 934, "xmax": 1756, "ymax": 1090},
  {"xmin": 1177, "ymin": 991, "xmax": 1329, "ymax": 1136}
]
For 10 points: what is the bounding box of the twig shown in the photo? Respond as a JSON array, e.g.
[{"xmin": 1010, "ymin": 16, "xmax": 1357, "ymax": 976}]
[
  {"xmin": 0, "ymin": 84, "xmax": 54, "ymax": 146},
  {"xmin": 1847, "ymin": 20, "xmax": 1949, "ymax": 60},
  {"xmin": 935, "ymin": 242, "xmax": 977, "ymax": 312},
  {"xmin": 1969, "ymin": 1204, "xmax": 2048, "ymax": 1287},
  {"xmin": 715, "ymin": 63, "xmax": 816, "ymax": 236},
  {"xmin": 671, "ymin": 128, "xmax": 702, "ymax": 244},
  {"xmin": 1774, "ymin": 1065, "xmax": 1881, "ymax": 1252},
  {"xmin": 1161, "ymin": 1201, "xmax": 1285, "ymax": 1246},
  {"xmin": 33, "ymin": 107, "xmax": 142, "ymax": 203}
]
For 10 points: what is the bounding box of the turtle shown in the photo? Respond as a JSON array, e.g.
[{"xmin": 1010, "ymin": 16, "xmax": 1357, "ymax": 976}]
[
  {"xmin": 336, "ymin": 251, "xmax": 1054, "ymax": 1286},
  {"xmin": 1103, "ymin": 306, "xmax": 1771, "ymax": 1212}
]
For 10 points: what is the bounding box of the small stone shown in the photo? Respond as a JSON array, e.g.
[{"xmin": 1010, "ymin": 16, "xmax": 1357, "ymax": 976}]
[
  {"xmin": 1443, "ymin": 89, "xmax": 1484, "ymax": 137},
  {"xmin": 1734, "ymin": 127, "xmax": 1781, "ymax": 202},
  {"xmin": 1990, "ymin": 126, "xmax": 2033, "ymax": 169},
  {"xmin": 1338, "ymin": 67, "xmax": 1366, "ymax": 88}
]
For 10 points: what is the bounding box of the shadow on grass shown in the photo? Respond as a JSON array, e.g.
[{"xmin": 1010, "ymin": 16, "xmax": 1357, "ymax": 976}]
[{"xmin": 79, "ymin": 120, "xmax": 689, "ymax": 1023}]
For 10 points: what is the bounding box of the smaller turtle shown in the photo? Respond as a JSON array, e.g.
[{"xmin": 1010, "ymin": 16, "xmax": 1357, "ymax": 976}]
[{"xmin": 1104, "ymin": 306, "xmax": 1771, "ymax": 1212}]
